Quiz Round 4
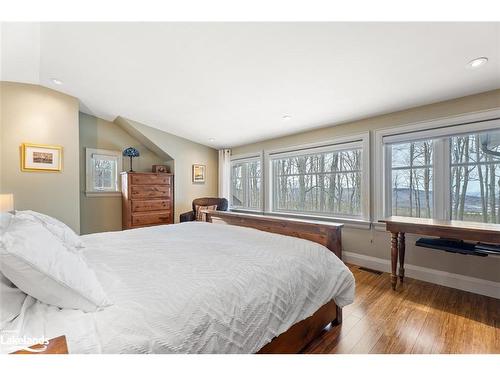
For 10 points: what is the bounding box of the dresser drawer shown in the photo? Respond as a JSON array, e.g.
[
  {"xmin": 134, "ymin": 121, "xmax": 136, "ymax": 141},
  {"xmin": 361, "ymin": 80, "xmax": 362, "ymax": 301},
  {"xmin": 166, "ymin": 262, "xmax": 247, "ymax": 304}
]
[
  {"xmin": 131, "ymin": 199, "xmax": 170, "ymax": 212},
  {"xmin": 131, "ymin": 174, "xmax": 172, "ymax": 185},
  {"xmin": 130, "ymin": 185, "xmax": 171, "ymax": 199},
  {"xmin": 132, "ymin": 212, "xmax": 171, "ymax": 227}
]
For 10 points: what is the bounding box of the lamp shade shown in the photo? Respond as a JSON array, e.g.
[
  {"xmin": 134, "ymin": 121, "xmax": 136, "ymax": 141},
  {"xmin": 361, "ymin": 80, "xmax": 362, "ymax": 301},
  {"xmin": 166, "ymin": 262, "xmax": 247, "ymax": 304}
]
[
  {"xmin": 123, "ymin": 147, "xmax": 140, "ymax": 158},
  {"xmin": 0, "ymin": 194, "xmax": 14, "ymax": 212}
]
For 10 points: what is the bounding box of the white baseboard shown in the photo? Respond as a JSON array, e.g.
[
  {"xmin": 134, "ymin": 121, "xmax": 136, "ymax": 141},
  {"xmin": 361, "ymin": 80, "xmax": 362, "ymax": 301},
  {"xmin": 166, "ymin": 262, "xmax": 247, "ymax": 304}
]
[{"xmin": 343, "ymin": 251, "xmax": 500, "ymax": 299}]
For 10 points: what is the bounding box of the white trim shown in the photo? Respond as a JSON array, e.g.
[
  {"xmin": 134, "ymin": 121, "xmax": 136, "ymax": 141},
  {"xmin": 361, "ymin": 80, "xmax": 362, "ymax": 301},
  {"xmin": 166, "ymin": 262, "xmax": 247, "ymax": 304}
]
[
  {"xmin": 433, "ymin": 138, "xmax": 451, "ymax": 220},
  {"xmin": 266, "ymin": 211, "xmax": 371, "ymax": 229},
  {"xmin": 230, "ymin": 152, "xmax": 262, "ymax": 162},
  {"xmin": 268, "ymin": 140, "xmax": 363, "ymax": 159},
  {"xmin": 85, "ymin": 192, "xmax": 122, "ymax": 198},
  {"xmin": 266, "ymin": 132, "xmax": 369, "ymax": 156},
  {"xmin": 382, "ymin": 118, "xmax": 500, "ymax": 144},
  {"xmin": 343, "ymin": 251, "xmax": 500, "ymax": 299},
  {"xmin": 374, "ymin": 108, "xmax": 500, "ymax": 220}
]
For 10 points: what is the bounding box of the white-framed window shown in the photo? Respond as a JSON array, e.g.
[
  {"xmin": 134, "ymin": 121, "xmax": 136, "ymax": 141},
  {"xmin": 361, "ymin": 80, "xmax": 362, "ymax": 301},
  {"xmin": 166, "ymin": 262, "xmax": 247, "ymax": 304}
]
[
  {"xmin": 85, "ymin": 148, "xmax": 122, "ymax": 197},
  {"xmin": 375, "ymin": 110, "xmax": 500, "ymax": 223},
  {"xmin": 230, "ymin": 154, "xmax": 263, "ymax": 211},
  {"xmin": 266, "ymin": 133, "xmax": 370, "ymax": 221}
]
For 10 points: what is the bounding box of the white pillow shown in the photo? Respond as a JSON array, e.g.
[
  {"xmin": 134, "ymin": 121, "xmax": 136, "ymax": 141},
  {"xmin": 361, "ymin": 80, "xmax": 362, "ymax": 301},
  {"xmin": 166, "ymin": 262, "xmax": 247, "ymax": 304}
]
[
  {"xmin": 0, "ymin": 216, "xmax": 111, "ymax": 312},
  {"xmin": 0, "ymin": 212, "xmax": 13, "ymax": 234},
  {"xmin": 0, "ymin": 273, "xmax": 27, "ymax": 329},
  {"xmin": 15, "ymin": 210, "xmax": 84, "ymax": 250}
]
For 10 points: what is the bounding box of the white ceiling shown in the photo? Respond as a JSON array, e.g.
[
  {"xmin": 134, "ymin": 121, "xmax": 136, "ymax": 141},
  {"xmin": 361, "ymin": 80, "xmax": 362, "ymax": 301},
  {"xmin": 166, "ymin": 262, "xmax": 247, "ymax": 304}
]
[{"xmin": 2, "ymin": 22, "xmax": 499, "ymax": 148}]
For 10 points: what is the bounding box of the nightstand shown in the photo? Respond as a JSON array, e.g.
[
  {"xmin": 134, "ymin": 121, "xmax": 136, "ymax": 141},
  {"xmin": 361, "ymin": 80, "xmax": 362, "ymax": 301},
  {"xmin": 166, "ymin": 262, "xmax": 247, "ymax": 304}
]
[{"xmin": 11, "ymin": 335, "xmax": 68, "ymax": 354}]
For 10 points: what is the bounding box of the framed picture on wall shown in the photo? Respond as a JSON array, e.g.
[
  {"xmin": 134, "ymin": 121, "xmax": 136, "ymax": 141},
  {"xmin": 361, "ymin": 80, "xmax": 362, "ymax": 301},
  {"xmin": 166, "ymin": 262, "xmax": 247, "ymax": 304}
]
[
  {"xmin": 192, "ymin": 164, "xmax": 206, "ymax": 183},
  {"xmin": 21, "ymin": 143, "xmax": 63, "ymax": 172}
]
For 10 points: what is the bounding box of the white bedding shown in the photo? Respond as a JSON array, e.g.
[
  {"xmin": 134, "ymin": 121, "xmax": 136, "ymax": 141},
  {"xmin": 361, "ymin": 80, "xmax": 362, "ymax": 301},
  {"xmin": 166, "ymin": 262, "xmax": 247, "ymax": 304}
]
[{"xmin": 1, "ymin": 221, "xmax": 354, "ymax": 354}]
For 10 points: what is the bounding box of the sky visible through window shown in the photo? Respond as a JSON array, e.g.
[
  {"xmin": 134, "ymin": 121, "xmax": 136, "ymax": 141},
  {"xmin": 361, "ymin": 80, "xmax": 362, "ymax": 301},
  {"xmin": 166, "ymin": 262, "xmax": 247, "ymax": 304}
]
[{"xmin": 391, "ymin": 129, "xmax": 500, "ymax": 223}]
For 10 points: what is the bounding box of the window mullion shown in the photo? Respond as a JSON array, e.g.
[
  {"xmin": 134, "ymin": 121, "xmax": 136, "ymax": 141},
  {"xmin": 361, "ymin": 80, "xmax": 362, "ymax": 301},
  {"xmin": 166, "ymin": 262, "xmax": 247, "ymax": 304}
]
[
  {"xmin": 384, "ymin": 145, "xmax": 392, "ymax": 217},
  {"xmin": 244, "ymin": 164, "xmax": 249, "ymax": 208},
  {"xmin": 442, "ymin": 139, "xmax": 451, "ymax": 220},
  {"xmin": 432, "ymin": 138, "xmax": 449, "ymax": 220}
]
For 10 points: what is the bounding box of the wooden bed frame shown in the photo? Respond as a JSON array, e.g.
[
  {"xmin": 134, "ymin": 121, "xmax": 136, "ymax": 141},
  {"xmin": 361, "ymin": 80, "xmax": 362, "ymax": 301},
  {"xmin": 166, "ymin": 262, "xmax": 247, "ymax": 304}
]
[
  {"xmin": 204, "ymin": 210, "xmax": 344, "ymax": 354},
  {"xmin": 11, "ymin": 210, "xmax": 344, "ymax": 355}
]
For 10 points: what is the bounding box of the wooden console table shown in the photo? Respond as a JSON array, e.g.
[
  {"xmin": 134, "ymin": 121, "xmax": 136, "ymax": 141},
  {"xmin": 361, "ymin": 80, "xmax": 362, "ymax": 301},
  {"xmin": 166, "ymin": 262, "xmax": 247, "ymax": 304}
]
[{"xmin": 379, "ymin": 216, "xmax": 500, "ymax": 290}]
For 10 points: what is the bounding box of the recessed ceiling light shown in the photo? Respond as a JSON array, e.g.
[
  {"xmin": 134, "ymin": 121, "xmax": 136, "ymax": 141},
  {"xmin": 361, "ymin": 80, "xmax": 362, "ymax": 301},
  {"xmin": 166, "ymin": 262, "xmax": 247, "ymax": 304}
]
[
  {"xmin": 467, "ymin": 57, "xmax": 488, "ymax": 69},
  {"xmin": 208, "ymin": 137, "xmax": 215, "ymax": 142},
  {"xmin": 282, "ymin": 115, "xmax": 291, "ymax": 121},
  {"xmin": 51, "ymin": 78, "xmax": 63, "ymax": 85}
]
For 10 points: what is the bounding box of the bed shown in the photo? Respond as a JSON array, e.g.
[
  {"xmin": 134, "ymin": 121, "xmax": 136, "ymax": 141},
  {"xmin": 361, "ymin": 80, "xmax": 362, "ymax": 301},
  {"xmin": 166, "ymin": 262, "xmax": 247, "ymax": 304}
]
[{"xmin": 1, "ymin": 211, "xmax": 354, "ymax": 354}]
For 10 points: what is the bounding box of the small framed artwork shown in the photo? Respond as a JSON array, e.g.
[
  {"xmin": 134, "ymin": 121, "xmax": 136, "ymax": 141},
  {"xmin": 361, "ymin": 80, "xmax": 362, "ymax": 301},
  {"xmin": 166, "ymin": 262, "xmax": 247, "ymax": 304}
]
[
  {"xmin": 192, "ymin": 164, "xmax": 206, "ymax": 183},
  {"xmin": 21, "ymin": 143, "xmax": 63, "ymax": 172}
]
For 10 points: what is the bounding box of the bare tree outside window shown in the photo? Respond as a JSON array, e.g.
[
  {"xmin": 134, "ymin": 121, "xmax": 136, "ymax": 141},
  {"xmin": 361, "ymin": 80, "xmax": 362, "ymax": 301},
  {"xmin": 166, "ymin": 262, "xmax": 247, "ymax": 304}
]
[
  {"xmin": 272, "ymin": 149, "xmax": 362, "ymax": 217},
  {"xmin": 390, "ymin": 130, "xmax": 500, "ymax": 223},
  {"xmin": 230, "ymin": 159, "xmax": 262, "ymax": 210},
  {"xmin": 93, "ymin": 158, "xmax": 116, "ymax": 191},
  {"xmin": 391, "ymin": 140, "xmax": 433, "ymax": 218},
  {"xmin": 451, "ymin": 131, "xmax": 500, "ymax": 223}
]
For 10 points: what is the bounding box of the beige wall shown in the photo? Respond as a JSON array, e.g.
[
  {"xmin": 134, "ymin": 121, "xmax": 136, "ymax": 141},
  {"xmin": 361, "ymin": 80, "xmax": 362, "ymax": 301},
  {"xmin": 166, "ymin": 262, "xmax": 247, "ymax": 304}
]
[
  {"xmin": 115, "ymin": 117, "xmax": 218, "ymax": 221},
  {"xmin": 79, "ymin": 113, "xmax": 166, "ymax": 234},
  {"xmin": 0, "ymin": 82, "xmax": 80, "ymax": 232},
  {"xmin": 232, "ymin": 89, "xmax": 500, "ymax": 283}
]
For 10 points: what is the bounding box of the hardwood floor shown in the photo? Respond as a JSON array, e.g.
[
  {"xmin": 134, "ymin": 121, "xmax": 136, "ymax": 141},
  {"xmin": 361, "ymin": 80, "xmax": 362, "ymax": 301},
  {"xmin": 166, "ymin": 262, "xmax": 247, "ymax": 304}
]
[{"xmin": 302, "ymin": 264, "xmax": 500, "ymax": 354}]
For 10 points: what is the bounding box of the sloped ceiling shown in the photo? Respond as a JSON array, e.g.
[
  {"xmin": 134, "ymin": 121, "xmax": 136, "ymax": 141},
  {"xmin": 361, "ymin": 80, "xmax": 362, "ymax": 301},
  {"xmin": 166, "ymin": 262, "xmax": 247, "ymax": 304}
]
[{"xmin": 2, "ymin": 22, "xmax": 499, "ymax": 148}]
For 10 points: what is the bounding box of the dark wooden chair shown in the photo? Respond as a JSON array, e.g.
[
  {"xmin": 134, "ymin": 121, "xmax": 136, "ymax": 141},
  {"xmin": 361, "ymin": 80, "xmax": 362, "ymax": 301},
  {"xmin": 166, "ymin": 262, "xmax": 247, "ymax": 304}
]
[{"xmin": 179, "ymin": 197, "xmax": 229, "ymax": 222}]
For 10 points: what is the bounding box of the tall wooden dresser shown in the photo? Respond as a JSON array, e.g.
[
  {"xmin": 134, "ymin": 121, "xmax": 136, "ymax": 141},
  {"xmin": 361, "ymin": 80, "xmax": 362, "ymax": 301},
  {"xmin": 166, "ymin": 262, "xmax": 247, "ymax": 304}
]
[{"xmin": 121, "ymin": 172, "xmax": 174, "ymax": 229}]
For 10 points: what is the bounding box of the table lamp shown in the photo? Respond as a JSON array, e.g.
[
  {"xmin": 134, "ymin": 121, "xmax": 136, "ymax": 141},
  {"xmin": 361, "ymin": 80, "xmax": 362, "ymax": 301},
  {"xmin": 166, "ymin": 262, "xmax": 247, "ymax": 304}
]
[
  {"xmin": 123, "ymin": 147, "xmax": 140, "ymax": 172},
  {"xmin": 0, "ymin": 194, "xmax": 14, "ymax": 212}
]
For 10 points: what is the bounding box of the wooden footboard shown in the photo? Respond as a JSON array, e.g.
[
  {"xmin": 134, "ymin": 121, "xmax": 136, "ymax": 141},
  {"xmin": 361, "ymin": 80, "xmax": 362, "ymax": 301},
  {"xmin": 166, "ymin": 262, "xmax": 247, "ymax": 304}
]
[
  {"xmin": 257, "ymin": 299, "xmax": 338, "ymax": 354},
  {"xmin": 204, "ymin": 210, "xmax": 344, "ymax": 353}
]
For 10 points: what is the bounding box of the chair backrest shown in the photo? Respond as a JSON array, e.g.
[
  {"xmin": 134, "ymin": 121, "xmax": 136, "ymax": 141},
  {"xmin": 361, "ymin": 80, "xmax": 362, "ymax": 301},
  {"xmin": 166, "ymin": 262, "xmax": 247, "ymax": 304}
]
[{"xmin": 192, "ymin": 197, "xmax": 228, "ymax": 213}]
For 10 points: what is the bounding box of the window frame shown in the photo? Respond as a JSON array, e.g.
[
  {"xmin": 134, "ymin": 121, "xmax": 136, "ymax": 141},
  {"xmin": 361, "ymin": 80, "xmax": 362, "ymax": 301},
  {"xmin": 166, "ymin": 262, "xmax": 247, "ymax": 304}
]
[
  {"xmin": 85, "ymin": 148, "xmax": 123, "ymax": 197},
  {"xmin": 264, "ymin": 132, "xmax": 371, "ymax": 222},
  {"xmin": 374, "ymin": 109, "xmax": 500, "ymax": 222},
  {"xmin": 229, "ymin": 152, "xmax": 264, "ymax": 212}
]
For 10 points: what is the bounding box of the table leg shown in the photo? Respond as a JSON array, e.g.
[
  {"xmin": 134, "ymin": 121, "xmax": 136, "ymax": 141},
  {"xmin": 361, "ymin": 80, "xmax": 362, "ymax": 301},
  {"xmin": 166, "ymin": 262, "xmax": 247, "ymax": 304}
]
[
  {"xmin": 398, "ymin": 232, "xmax": 406, "ymax": 282},
  {"xmin": 390, "ymin": 231, "xmax": 399, "ymax": 290}
]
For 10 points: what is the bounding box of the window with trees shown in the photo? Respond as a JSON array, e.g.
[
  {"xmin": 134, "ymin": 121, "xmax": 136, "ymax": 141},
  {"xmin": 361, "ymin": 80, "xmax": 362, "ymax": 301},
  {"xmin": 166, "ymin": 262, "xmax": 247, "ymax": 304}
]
[
  {"xmin": 268, "ymin": 139, "xmax": 368, "ymax": 219},
  {"xmin": 391, "ymin": 140, "xmax": 433, "ymax": 218},
  {"xmin": 230, "ymin": 157, "xmax": 262, "ymax": 210},
  {"xmin": 85, "ymin": 148, "xmax": 122, "ymax": 196},
  {"xmin": 385, "ymin": 124, "xmax": 500, "ymax": 223},
  {"xmin": 450, "ymin": 132, "xmax": 500, "ymax": 223}
]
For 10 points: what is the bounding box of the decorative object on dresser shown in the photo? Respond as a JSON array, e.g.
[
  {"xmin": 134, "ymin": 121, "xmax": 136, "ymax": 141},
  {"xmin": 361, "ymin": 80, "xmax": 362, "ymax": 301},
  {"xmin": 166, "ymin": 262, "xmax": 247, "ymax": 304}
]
[
  {"xmin": 192, "ymin": 163, "xmax": 206, "ymax": 183},
  {"xmin": 122, "ymin": 147, "xmax": 140, "ymax": 172},
  {"xmin": 121, "ymin": 172, "xmax": 174, "ymax": 229},
  {"xmin": 179, "ymin": 197, "xmax": 228, "ymax": 222},
  {"xmin": 21, "ymin": 143, "xmax": 62, "ymax": 172},
  {"xmin": 152, "ymin": 164, "xmax": 169, "ymax": 173}
]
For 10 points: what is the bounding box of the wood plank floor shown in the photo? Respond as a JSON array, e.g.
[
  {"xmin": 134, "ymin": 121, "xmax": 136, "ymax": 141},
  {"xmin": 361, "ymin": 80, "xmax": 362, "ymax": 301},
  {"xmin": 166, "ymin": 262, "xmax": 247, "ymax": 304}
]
[{"xmin": 302, "ymin": 265, "xmax": 500, "ymax": 354}]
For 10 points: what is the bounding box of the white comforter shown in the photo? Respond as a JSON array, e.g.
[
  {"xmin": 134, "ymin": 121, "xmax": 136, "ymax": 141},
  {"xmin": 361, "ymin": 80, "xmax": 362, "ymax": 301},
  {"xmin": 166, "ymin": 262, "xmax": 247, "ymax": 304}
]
[{"xmin": 2, "ymin": 222, "xmax": 354, "ymax": 354}]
